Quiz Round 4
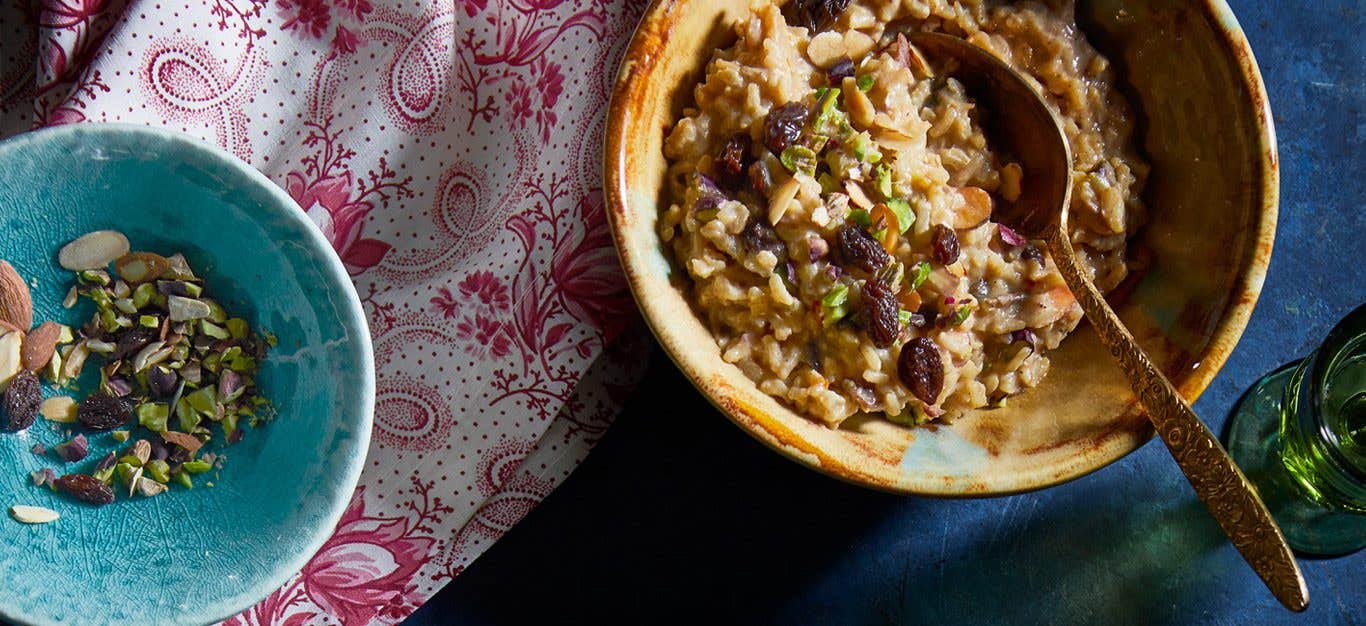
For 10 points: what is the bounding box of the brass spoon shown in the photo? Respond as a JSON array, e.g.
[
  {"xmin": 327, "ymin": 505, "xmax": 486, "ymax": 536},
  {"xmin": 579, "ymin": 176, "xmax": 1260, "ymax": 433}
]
[{"xmin": 906, "ymin": 31, "xmax": 1308, "ymax": 611}]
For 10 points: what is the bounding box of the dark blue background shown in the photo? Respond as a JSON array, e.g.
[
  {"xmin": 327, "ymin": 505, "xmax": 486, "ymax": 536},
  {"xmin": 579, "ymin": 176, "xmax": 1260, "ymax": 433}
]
[{"xmin": 409, "ymin": 0, "xmax": 1364, "ymax": 623}]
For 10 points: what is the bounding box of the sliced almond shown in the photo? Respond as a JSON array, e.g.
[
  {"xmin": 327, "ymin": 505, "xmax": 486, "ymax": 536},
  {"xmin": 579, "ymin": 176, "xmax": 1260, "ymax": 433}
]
[
  {"xmin": 22, "ymin": 321, "xmax": 61, "ymax": 372},
  {"xmin": 60, "ymin": 340, "xmax": 90, "ymax": 384},
  {"xmin": 114, "ymin": 252, "xmax": 169, "ymax": 284},
  {"xmin": 842, "ymin": 77, "xmax": 876, "ymax": 127},
  {"xmin": 9, "ymin": 505, "xmax": 59, "ymax": 524},
  {"xmin": 952, "ymin": 187, "xmax": 993, "ymax": 229},
  {"xmin": 0, "ymin": 331, "xmax": 21, "ymax": 392},
  {"xmin": 843, "ymin": 30, "xmax": 876, "ymax": 60},
  {"xmin": 0, "ymin": 260, "xmax": 33, "ymax": 331},
  {"xmin": 58, "ymin": 230, "xmax": 130, "ymax": 271},
  {"xmin": 767, "ymin": 175, "xmax": 801, "ymax": 226},
  {"xmin": 806, "ymin": 31, "xmax": 845, "ymax": 68},
  {"xmin": 40, "ymin": 396, "xmax": 78, "ymax": 423},
  {"xmin": 905, "ymin": 43, "xmax": 932, "ymax": 79},
  {"xmin": 61, "ymin": 285, "xmax": 78, "ymax": 309},
  {"xmin": 844, "ymin": 180, "xmax": 874, "ymax": 209}
]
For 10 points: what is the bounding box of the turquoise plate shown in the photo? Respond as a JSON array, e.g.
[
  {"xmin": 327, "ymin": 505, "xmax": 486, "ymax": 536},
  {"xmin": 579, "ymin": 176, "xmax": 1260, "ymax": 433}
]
[{"xmin": 0, "ymin": 124, "xmax": 375, "ymax": 625}]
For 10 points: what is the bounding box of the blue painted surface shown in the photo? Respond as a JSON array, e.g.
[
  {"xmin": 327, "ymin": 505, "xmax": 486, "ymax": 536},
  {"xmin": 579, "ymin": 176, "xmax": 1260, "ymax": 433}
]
[
  {"xmin": 410, "ymin": 0, "xmax": 1366, "ymax": 623},
  {"xmin": 0, "ymin": 125, "xmax": 375, "ymax": 626}
]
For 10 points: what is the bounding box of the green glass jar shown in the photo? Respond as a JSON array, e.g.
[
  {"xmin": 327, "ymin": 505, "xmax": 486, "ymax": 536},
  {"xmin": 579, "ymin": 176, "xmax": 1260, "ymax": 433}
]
[{"xmin": 1227, "ymin": 303, "xmax": 1366, "ymax": 555}]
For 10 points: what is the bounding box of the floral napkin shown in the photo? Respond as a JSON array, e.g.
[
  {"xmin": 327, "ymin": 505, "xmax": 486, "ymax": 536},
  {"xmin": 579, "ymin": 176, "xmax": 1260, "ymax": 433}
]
[{"xmin": 0, "ymin": 0, "xmax": 646, "ymax": 622}]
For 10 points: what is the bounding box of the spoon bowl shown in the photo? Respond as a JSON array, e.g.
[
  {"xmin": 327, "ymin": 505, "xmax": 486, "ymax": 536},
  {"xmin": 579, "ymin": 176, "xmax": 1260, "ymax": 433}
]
[
  {"xmin": 908, "ymin": 32, "xmax": 1307, "ymax": 612},
  {"xmin": 906, "ymin": 31, "xmax": 1071, "ymax": 239}
]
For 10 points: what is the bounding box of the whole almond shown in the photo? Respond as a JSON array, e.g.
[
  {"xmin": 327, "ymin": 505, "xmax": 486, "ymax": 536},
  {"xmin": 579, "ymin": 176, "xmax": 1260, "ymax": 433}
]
[
  {"xmin": 0, "ymin": 261, "xmax": 33, "ymax": 331},
  {"xmin": 22, "ymin": 321, "xmax": 61, "ymax": 372}
]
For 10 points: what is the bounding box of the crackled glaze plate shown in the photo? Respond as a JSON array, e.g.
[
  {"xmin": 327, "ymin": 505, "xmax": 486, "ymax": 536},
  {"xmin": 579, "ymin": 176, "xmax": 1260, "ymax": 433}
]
[
  {"xmin": 0, "ymin": 124, "xmax": 374, "ymax": 625},
  {"xmin": 605, "ymin": 0, "xmax": 1277, "ymax": 495}
]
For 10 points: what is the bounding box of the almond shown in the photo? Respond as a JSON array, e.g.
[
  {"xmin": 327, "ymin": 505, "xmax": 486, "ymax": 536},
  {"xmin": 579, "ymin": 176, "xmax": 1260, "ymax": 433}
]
[
  {"xmin": 9, "ymin": 505, "xmax": 60, "ymax": 524},
  {"xmin": 0, "ymin": 331, "xmax": 21, "ymax": 392},
  {"xmin": 22, "ymin": 321, "xmax": 61, "ymax": 372},
  {"xmin": 0, "ymin": 261, "xmax": 33, "ymax": 331},
  {"xmin": 58, "ymin": 230, "xmax": 130, "ymax": 271},
  {"xmin": 952, "ymin": 186, "xmax": 993, "ymax": 230}
]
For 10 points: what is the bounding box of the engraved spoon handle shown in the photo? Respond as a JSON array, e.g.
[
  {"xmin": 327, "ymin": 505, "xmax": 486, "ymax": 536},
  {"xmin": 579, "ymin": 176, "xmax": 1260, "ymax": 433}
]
[{"xmin": 1042, "ymin": 223, "xmax": 1308, "ymax": 612}]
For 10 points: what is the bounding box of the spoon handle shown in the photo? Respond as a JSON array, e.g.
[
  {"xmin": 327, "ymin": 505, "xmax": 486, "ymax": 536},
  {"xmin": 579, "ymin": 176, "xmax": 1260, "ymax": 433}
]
[{"xmin": 1042, "ymin": 224, "xmax": 1308, "ymax": 612}]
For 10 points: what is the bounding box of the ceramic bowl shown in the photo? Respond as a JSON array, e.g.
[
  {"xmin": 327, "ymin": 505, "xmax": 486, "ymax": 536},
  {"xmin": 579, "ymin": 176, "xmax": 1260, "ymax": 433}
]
[
  {"xmin": 0, "ymin": 124, "xmax": 374, "ymax": 625},
  {"xmin": 605, "ymin": 0, "xmax": 1276, "ymax": 495}
]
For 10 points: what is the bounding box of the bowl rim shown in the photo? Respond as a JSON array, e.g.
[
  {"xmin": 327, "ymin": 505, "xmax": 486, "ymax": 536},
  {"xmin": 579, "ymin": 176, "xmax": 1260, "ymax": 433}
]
[
  {"xmin": 602, "ymin": 0, "xmax": 1278, "ymax": 496},
  {"xmin": 0, "ymin": 122, "xmax": 376, "ymax": 625}
]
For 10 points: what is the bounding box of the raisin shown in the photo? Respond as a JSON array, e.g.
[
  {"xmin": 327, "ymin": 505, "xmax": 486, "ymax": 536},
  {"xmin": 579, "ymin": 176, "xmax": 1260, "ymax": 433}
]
[
  {"xmin": 862, "ymin": 279, "xmax": 900, "ymax": 348},
  {"xmin": 827, "ymin": 57, "xmax": 855, "ymax": 85},
  {"xmin": 763, "ymin": 102, "xmax": 810, "ymax": 154},
  {"xmin": 840, "ymin": 379, "xmax": 879, "ymax": 410},
  {"xmin": 931, "ymin": 224, "xmax": 961, "ymax": 265},
  {"xmin": 77, "ymin": 392, "xmax": 131, "ymax": 431},
  {"xmin": 836, "ymin": 224, "xmax": 890, "ymax": 273},
  {"xmin": 898, "ymin": 337, "xmax": 944, "ymax": 405},
  {"xmin": 788, "ymin": 0, "xmax": 852, "ymax": 32},
  {"xmin": 112, "ymin": 327, "xmax": 156, "ymax": 360},
  {"xmin": 55, "ymin": 473, "xmax": 115, "ymax": 505},
  {"xmin": 748, "ymin": 161, "xmax": 773, "ymax": 197},
  {"xmin": 1010, "ymin": 328, "xmax": 1038, "ymax": 351},
  {"xmin": 740, "ymin": 217, "xmax": 788, "ymax": 262},
  {"xmin": 3, "ymin": 370, "xmax": 40, "ymax": 431},
  {"xmin": 715, "ymin": 133, "xmax": 752, "ymax": 190}
]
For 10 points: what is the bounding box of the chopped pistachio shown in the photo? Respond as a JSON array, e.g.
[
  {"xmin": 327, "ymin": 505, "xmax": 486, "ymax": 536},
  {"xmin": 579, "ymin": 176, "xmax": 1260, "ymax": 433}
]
[
  {"xmin": 115, "ymin": 462, "xmax": 137, "ymax": 485},
  {"xmin": 77, "ymin": 269, "xmax": 111, "ymax": 286},
  {"xmin": 167, "ymin": 296, "xmax": 211, "ymax": 322},
  {"xmin": 135, "ymin": 477, "xmax": 167, "ymax": 497},
  {"xmin": 111, "ymin": 430, "xmax": 130, "ymax": 443},
  {"xmin": 145, "ymin": 460, "xmax": 171, "ymax": 483},
  {"xmin": 163, "ymin": 254, "xmax": 197, "ymax": 281},
  {"xmin": 92, "ymin": 466, "xmax": 116, "ymax": 484},
  {"xmin": 44, "ymin": 349, "xmax": 63, "ymax": 383},
  {"xmin": 201, "ymin": 321, "xmax": 229, "ymax": 340},
  {"xmin": 856, "ymin": 74, "xmax": 875, "ymax": 91},
  {"xmin": 136, "ymin": 402, "xmax": 169, "ymax": 432},
  {"xmin": 139, "ymin": 314, "xmax": 160, "ymax": 328},
  {"xmin": 886, "ymin": 199, "xmax": 915, "ymax": 234},
  {"xmin": 62, "ymin": 285, "xmax": 79, "ymax": 308},
  {"xmin": 132, "ymin": 282, "xmax": 157, "ymax": 309},
  {"xmin": 204, "ymin": 299, "xmax": 227, "ymax": 324},
  {"xmin": 178, "ymin": 403, "xmax": 201, "ymax": 432},
  {"xmin": 113, "ymin": 297, "xmax": 137, "ymax": 315},
  {"xmin": 55, "ymin": 325, "xmax": 74, "ymax": 345},
  {"xmin": 117, "ymin": 454, "xmax": 143, "ymax": 468},
  {"xmin": 127, "ymin": 465, "xmax": 145, "ymax": 497},
  {"xmin": 908, "ymin": 261, "xmax": 932, "ymax": 290},
  {"xmin": 950, "ymin": 304, "xmax": 974, "ymax": 327},
  {"xmin": 182, "ymin": 460, "xmax": 212, "ymax": 475},
  {"xmin": 225, "ymin": 318, "xmax": 249, "ymax": 340},
  {"xmin": 173, "ymin": 470, "xmax": 193, "ymax": 490},
  {"xmin": 185, "ymin": 386, "xmax": 216, "ymax": 416}
]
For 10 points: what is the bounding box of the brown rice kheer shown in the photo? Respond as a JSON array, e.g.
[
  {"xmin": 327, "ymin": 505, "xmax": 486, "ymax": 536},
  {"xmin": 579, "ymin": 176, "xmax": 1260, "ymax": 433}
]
[{"xmin": 660, "ymin": 0, "xmax": 1149, "ymax": 426}]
